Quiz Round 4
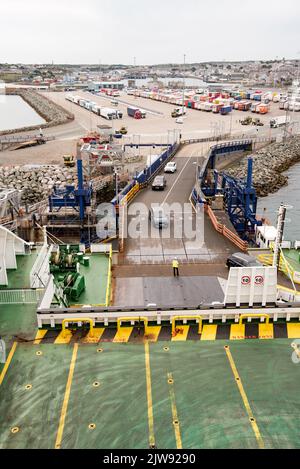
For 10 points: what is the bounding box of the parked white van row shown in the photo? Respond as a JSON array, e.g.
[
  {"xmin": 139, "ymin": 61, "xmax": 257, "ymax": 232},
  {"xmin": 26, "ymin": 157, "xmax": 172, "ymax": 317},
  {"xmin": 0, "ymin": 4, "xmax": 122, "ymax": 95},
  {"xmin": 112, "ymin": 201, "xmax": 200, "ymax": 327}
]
[{"xmin": 66, "ymin": 95, "xmax": 123, "ymax": 120}]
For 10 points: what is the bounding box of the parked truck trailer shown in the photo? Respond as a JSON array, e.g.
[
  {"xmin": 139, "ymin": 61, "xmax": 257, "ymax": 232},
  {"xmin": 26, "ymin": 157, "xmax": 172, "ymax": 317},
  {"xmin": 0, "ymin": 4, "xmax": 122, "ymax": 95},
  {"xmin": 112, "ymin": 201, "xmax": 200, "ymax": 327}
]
[
  {"xmin": 127, "ymin": 106, "xmax": 146, "ymax": 118},
  {"xmin": 270, "ymin": 115, "xmax": 291, "ymax": 128}
]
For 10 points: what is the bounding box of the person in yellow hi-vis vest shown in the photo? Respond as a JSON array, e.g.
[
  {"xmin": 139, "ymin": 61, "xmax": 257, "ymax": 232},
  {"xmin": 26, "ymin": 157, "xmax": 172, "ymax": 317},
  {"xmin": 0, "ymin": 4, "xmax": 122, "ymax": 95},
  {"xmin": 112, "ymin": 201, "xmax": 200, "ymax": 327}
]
[{"xmin": 172, "ymin": 257, "xmax": 179, "ymax": 277}]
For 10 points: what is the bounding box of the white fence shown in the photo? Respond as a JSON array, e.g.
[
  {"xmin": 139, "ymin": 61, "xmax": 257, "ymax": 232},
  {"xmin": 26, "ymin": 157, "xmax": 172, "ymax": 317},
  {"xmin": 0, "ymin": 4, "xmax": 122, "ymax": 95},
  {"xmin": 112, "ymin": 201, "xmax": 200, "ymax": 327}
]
[
  {"xmin": 38, "ymin": 276, "xmax": 55, "ymax": 309},
  {"xmin": 30, "ymin": 244, "xmax": 53, "ymax": 288}
]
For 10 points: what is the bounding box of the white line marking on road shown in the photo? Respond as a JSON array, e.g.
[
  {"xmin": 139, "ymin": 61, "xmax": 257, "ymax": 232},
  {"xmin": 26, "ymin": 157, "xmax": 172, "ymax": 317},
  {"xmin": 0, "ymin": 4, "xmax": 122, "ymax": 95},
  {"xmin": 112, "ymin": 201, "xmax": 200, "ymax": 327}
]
[{"xmin": 161, "ymin": 156, "xmax": 193, "ymax": 206}]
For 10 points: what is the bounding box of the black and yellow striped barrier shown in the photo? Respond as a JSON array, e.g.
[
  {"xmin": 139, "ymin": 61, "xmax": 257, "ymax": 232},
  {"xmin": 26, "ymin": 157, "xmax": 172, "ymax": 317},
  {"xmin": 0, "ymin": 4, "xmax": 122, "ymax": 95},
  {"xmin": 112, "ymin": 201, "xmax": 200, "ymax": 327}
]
[{"xmin": 33, "ymin": 322, "xmax": 300, "ymax": 345}]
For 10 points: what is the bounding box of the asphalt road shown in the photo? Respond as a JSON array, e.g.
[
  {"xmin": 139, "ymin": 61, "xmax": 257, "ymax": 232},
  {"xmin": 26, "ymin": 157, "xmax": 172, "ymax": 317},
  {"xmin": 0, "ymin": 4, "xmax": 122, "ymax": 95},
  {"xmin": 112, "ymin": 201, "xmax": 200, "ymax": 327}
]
[{"xmin": 121, "ymin": 146, "xmax": 234, "ymax": 264}]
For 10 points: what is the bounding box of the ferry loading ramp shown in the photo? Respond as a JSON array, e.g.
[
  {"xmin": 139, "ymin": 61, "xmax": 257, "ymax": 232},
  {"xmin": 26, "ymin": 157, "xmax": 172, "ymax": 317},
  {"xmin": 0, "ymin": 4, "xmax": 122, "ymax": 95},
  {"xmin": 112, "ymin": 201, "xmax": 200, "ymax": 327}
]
[{"xmin": 119, "ymin": 149, "xmax": 235, "ymax": 265}]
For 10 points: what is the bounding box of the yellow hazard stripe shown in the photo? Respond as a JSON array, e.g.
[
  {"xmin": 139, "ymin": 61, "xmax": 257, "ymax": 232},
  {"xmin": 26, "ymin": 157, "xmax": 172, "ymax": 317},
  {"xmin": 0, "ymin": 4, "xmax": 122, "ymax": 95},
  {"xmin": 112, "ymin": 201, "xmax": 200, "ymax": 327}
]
[
  {"xmin": 33, "ymin": 329, "xmax": 48, "ymax": 345},
  {"xmin": 287, "ymin": 323, "xmax": 300, "ymax": 339},
  {"xmin": 259, "ymin": 323, "xmax": 273, "ymax": 339},
  {"xmin": 54, "ymin": 330, "xmax": 73, "ymax": 344},
  {"xmin": 172, "ymin": 325, "xmax": 189, "ymax": 341},
  {"xmin": 201, "ymin": 324, "xmax": 217, "ymax": 341},
  {"xmin": 81, "ymin": 328, "xmax": 105, "ymax": 343},
  {"xmin": 230, "ymin": 324, "xmax": 245, "ymax": 340},
  {"xmin": 29, "ymin": 322, "xmax": 298, "ymax": 344},
  {"xmin": 145, "ymin": 326, "xmax": 161, "ymax": 342},
  {"xmin": 113, "ymin": 326, "xmax": 133, "ymax": 343}
]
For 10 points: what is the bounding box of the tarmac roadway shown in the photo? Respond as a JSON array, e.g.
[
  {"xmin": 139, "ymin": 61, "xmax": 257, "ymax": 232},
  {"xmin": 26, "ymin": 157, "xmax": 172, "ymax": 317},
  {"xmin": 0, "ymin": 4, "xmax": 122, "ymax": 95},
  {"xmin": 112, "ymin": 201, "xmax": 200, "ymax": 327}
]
[{"xmin": 121, "ymin": 144, "xmax": 235, "ymax": 265}]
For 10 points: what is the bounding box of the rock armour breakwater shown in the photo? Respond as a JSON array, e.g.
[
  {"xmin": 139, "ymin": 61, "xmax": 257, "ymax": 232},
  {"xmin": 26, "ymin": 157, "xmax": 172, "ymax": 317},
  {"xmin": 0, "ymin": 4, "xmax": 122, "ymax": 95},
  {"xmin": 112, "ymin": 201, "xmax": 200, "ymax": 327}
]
[
  {"xmin": 0, "ymin": 165, "xmax": 77, "ymax": 204},
  {"xmin": 225, "ymin": 136, "xmax": 300, "ymax": 197}
]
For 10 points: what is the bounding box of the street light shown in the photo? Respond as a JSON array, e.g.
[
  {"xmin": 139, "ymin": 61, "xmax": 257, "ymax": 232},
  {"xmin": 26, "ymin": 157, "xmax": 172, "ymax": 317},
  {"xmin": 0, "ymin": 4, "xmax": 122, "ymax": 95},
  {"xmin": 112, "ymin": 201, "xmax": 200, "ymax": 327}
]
[{"xmin": 182, "ymin": 54, "xmax": 186, "ymax": 120}]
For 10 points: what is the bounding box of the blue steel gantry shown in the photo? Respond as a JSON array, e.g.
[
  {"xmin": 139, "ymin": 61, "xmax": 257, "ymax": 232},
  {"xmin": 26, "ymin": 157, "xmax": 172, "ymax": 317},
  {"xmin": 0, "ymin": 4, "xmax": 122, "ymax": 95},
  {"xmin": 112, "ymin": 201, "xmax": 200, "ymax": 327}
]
[
  {"xmin": 198, "ymin": 140, "xmax": 262, "ymax": 239},
  {"xmin": 48, "ymin": 157, "xmax": 92, "ymax": 222}
]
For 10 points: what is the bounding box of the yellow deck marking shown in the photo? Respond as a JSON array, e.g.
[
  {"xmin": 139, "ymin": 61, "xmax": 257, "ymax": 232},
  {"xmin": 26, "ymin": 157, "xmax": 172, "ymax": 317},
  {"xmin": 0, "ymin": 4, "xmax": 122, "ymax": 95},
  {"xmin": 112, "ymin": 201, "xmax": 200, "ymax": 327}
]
[
  {"xmin": 55, "ymin": 343, "xmax": 78, "ymax": 449},
  {"xmin": 0, "ymin": 342, "xmax": 17, "ymax": 386},
  {"xmin": 81, "ymin": 328, "xmax": 105, "ymax": 344},
  {"xmin": 172, "ymin": 325, "xmax": 189, "ymax": 341},
  {"xmin": 259, "ymin": 323, "xmax": 274, "ymax": 340},
  {"xmin": 144, "ymin": 341, "xmax": 155, "ymax": 448},
  {"xmin": 145, "ymin": 326, "xmax": 161, "ymax": 342},
  {"xmin": 224, "ymin": 346, "xmax": 264, "ymax": 449},
  {"xmin": 167, "ymin": 372, "xmax": 182, "ymax": 449},
  {"xmin": 287, "ymin": 323, "xmax": 300, "ymax": 339},
  {"xmin": 230, "ymin": 324, "xmax": 245, "ymax": 340},
  {"xmin": 54, "ymin": 330, "xmax": 73, "ymax": 344},
  {"xmin": 33, "ymin": 329, "xmax": 48, "ymax": 345},
  {"xmin": 113, "ymin": 327, "xmax": 133, "ymax": 343},
  {"xmin": 201, "ymin": 324, "xmax": 217, "ymax": 341}
]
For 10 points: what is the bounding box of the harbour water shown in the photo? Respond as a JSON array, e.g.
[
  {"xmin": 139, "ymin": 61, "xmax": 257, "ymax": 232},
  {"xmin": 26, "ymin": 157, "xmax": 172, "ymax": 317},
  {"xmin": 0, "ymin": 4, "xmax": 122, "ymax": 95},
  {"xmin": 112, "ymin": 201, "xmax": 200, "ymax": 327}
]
[
  {"xmin": 257, "ymin": 162, "xmax": 300, "ymax": 240},
  {"xmin": 0, "ymin": 95, "xmax": 45, "ymax": 132}
]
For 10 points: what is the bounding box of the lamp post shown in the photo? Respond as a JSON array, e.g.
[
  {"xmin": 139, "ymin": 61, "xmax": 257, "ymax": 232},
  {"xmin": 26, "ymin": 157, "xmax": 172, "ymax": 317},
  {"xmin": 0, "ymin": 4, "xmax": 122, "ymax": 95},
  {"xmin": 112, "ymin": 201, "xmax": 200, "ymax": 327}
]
[{"xmin": 182, "ymin": 54, "xmax": 186, "ymax": 120}]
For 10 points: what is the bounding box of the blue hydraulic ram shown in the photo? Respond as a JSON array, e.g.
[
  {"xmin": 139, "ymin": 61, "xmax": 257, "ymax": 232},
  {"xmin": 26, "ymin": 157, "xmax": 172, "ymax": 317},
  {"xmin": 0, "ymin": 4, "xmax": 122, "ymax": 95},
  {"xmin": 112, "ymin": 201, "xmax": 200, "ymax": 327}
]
[
  {"xmin": 220, "ymin": 157, "xmax": 262, "ymax": 238},
  {"xmin": 48, "ymin": 153, "xmax": 92, "ymax": 222},
  {"xmin": 193, "ymin": 140, "xmax": 262, "ymax": 239}
]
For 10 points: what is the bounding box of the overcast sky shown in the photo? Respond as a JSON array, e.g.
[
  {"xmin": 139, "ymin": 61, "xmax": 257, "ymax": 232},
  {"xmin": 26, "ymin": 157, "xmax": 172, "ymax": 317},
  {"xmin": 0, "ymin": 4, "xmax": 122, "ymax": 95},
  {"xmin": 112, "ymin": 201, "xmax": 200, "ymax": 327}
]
[{"xmin": 1, "ymin": 0, "xmax": 300, "ymax": 64}]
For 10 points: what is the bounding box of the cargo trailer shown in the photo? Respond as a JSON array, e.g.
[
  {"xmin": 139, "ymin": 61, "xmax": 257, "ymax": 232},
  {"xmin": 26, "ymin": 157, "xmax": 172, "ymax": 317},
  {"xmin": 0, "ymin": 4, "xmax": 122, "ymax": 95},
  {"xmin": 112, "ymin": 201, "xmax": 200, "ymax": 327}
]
[
  {"xmin": 127, "ymin": 106, "xmax": 142, "ymax": 119},
  {"xmin": 251, "ymin": 103, "xmax": 259, "ymax": 113},
  {"xmin": 220, "ymin": 105, "xmax": 232, "ymax": 115},
  {"xmin": 205, "ymin": 102, "xmax": 213, "ymax": 111},
  {"xmin": 270, "ymin": 115, "xmax": 291, "ymax": 128},
  {"xmin": 72, "ymin": 96, "xmax": 80, "ymax": 104},
  {"xmin": 257, "ymin": 104, "xmax": 269, "ymax": 114},
  {"xmin": 212, "ymin": 103, "xmax": 224, "ymax": 113},
  {"xmin": 289, "ymin": 101, "xmax": 300, "ymax": 111},
  {"xmin": 100, "ymin": 108, "xmax": 115, "ymax": 120}
]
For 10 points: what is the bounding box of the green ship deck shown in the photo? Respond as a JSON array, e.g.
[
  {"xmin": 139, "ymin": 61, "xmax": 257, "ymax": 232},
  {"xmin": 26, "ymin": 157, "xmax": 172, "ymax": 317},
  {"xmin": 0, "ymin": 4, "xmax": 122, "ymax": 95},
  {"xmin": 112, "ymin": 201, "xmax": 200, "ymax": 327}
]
[
  {"xmin": 52, "ymin": 253, "xmax": 110, "ymax": 306},
  {"xmin": 1, "ymin": 340, "xmax": 300, "ymax": 449},
  {"xmin": 1, "ymin": 244, "xmax": 300, "ymax": 449}
]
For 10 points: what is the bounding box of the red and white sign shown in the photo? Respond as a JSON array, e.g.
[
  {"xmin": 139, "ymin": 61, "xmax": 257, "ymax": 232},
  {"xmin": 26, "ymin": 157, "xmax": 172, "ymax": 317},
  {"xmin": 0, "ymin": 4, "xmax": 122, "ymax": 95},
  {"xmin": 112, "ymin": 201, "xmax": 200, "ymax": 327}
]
[
  {"xmin": 254, "ymin": 275, "xmax": 264, "ymax": 285},
  {"xmin": 241, "ymin": 275, "xmax": 251, "ymax": 285}
]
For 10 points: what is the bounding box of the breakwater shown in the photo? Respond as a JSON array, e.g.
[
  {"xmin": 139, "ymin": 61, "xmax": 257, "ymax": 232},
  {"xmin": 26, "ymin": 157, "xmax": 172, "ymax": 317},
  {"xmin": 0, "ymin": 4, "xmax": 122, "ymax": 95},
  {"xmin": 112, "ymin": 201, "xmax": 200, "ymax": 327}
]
[{"xmin": 225, "ymin": 136, "xmax": 300, "ymax": 197}]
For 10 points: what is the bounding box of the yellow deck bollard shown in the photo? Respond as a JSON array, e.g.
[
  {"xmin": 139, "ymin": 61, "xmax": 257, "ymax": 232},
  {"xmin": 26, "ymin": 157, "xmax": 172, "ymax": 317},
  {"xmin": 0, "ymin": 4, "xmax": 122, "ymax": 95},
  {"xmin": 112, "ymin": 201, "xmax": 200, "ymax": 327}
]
[
  {"xmin": 62, "ymin": 318, "xmax": 94, "ymax": 338},
  {"xmin": 171, "ymin": 316, "xmax": 203, "ymax": 336},
  {"xmin": 239, "ymin": 313, "xmax": 270, "ymax": 325},
  {"xmin": 117, "ymin": 317, "xmax": 149, "ymax": 335}
]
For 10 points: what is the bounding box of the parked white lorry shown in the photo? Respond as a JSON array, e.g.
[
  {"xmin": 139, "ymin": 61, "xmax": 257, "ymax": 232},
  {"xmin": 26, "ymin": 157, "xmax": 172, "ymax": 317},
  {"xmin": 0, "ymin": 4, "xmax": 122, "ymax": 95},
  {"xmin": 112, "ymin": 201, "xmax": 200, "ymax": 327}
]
[
  {"xmin": 100, "ymin": 107, "xmax": 123, "ymax": 120},
  {"xmin": 269, "ymin": 115, "xmax": 291, "ymax": 128}
]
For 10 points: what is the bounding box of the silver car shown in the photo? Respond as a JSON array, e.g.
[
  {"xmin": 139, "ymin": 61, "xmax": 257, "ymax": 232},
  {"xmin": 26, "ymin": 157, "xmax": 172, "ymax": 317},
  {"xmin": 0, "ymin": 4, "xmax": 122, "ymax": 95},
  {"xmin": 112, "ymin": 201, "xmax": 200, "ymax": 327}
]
[{"xmin": 149, "ymin": 207, "xmax": 169, "ymax": 229}]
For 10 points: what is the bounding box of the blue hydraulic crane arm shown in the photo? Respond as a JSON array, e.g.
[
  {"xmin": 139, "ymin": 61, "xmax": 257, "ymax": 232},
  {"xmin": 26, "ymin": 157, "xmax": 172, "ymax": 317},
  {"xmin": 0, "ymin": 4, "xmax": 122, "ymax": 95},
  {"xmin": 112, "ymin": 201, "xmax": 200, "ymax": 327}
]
[
  {"xmin": 76, "ymin": 158, "xmax": 85, "ymax": 221},
  {"xmin": 48, "ymin": 142, "xmax": 92, "ymax": 219}
]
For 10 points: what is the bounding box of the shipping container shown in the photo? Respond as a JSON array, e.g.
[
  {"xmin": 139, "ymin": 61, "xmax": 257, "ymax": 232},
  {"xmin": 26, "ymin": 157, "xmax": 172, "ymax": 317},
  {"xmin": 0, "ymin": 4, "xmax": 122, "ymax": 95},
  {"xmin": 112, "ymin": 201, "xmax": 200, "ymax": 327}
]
[
  {"xmin": 212, "ymin": 103, "xmax": 224, "ymax": 113},
  {"xmin": 220, "ymin": 105, "xmax": 232, "ymax": 115},
  {"xmin": 204, "ymin": 102, "xmax": 213, "ymax": 111},
  {"xmin": 257, "ymin": 104, "xmax": 269, "ymax": 114}
]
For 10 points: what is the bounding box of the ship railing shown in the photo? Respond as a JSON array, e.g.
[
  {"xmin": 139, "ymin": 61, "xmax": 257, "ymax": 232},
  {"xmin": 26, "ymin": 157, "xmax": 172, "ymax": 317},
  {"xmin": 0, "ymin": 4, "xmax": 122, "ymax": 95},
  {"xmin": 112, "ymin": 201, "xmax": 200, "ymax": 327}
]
[{"xmin": 36, "ymin": 304, "xmax": 300, "ymax": 329}]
